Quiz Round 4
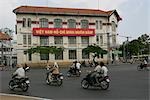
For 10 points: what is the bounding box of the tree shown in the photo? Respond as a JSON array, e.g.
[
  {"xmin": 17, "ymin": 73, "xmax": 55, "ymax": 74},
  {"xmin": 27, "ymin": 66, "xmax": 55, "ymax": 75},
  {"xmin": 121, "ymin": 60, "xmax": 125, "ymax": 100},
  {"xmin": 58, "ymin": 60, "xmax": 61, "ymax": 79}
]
[
  {"xmin": 83, "ymin": 45, "xmax": 107, "ymax": 63},
  {"xmin": 119, "ymin": 34, "xmax": 150, "ymax": 57},
  {"xmin": 24, "ymin": 46, "xmax": 64, "ymax": 62}
]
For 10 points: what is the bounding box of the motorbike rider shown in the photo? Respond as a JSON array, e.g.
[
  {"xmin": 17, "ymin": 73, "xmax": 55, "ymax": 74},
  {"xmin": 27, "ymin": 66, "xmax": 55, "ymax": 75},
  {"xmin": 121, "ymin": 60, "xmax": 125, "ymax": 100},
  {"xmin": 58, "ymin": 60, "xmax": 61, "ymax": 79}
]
[
  {"xmin": 100, "ymin": 62, "xmax": 108, "ymax": 77},
  {"xmin": 140, "ymin": 59, "xmax": 148, "ymax": 69},
  {"xmin": 76, "ymin": 61, "xmax": 81, "ymax": 73},
  {"xmin": 70, "ymin": 61, "xmax": 77, "ymax": 74},
  {"xmin": 49, "ymin": 62, "xmax": 60, "ymax": 80},
  {"xmin": 91, "ymin": 62, "xmax": 108, "ymax": 85},
  {"xmin": 143, "ymin": 59, "xmax": 148, "ymax": 68},
  {"xmin": 12, "ymin": 64, "xmax": 26, "ymax": 83},
  {"xmin": 88, "ymin": 62, "xmax": 101, "ymax": 85},
  {"xmin": 93, "ymin": 62, "xmax": 102, "ymax": 84}
]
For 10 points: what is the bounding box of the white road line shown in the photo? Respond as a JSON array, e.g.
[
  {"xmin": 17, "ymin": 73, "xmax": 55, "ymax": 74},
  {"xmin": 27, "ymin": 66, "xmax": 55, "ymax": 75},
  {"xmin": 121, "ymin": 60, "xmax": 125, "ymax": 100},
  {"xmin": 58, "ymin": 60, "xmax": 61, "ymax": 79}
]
[{"xmin": 0, "ymin": 93, "xmax": 52, "ymax": 100}]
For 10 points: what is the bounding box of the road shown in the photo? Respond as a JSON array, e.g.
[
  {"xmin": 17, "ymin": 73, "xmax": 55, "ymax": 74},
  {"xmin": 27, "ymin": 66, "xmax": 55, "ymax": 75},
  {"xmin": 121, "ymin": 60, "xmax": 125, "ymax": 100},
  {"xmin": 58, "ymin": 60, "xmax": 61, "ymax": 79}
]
[{"xmin": 0, "ymin": 63, "xmax": 149, "ymax": 100}]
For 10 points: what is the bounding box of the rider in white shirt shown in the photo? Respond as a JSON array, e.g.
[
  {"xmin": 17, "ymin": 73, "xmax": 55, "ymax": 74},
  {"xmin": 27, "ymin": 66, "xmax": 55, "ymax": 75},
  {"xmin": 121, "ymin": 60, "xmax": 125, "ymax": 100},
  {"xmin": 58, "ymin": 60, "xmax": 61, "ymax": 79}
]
[
  {"xmin": 13, "ymin": 64, "xmax": 25, "ymax": 79},
  {"xmin": 76, "ymin": 61, "xmax": 81, "ymax": 70},
  {"xmin": 94, "ymin": 64, "xmax": 101, "ymax": 73},
  {"xmin": 143, "ymin": 59, "xmax": 148, "ymax": 67},
  {"xmin": 100, "ymin": 62, "xmax": 108, "ymax": 77}
]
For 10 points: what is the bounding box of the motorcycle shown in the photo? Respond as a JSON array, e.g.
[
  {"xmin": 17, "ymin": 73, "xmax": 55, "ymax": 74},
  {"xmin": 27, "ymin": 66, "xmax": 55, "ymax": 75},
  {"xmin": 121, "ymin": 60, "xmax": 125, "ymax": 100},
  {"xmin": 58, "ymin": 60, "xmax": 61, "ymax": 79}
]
[
  {"xmin": 137, "ymin": 63, "xmax": 149, "ymax": 71},
  {"xmin": 46, "ymin": 72, "xmax": 63, "ymax": 86},
  {"xmin": 9, "ymin": 66, "xmax": 30, "ymax": 92},
  {"xmin": 81, "ymin": 71, "xmax": 110, "ymax": 90},
  {"xmin": 67, "ymin": 68, "xmax": 81, "ymax": 77},
  {"xmin": 9, "ymin": 76, "xmax": 30, "ymax": 92}
]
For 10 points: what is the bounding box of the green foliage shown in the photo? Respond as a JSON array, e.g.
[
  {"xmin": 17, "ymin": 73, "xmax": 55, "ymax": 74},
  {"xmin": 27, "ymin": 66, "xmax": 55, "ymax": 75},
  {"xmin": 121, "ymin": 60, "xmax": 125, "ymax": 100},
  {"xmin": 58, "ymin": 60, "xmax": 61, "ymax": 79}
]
[
  {"xmin": 25, "ymin": 46, "xmax": 64, "ymax": 55},
  {"xmin": 119, "ymin": 34, "xmax": 150, "ymax": 56},
  {"xmin": 83, "ymin": 45, "xmax": 107, "ymax": 57}
]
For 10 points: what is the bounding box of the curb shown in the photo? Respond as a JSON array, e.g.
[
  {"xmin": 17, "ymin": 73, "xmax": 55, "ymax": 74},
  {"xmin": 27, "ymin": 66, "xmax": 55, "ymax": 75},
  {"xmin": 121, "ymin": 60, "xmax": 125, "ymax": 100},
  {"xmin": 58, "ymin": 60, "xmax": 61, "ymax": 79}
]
[{"xmin": 0, "ymin": 93, "xmax": 52, "ymax": 100}]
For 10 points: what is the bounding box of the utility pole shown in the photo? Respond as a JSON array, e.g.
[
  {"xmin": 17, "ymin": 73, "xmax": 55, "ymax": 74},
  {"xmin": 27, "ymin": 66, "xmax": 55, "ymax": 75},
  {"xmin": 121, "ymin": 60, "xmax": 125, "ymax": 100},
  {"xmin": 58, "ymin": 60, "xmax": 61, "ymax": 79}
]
[
  {"xmin": 126, "ymin": 37, "xmax": 129, "ymax": 62},
  {"xmin": 118, "ymin": 34, "xmax": 132, "ymax": 62}
]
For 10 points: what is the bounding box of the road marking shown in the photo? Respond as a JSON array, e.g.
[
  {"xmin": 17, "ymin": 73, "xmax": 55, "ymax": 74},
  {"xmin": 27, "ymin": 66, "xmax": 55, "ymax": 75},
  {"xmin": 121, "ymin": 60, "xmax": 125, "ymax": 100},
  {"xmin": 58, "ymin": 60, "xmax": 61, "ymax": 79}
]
[{"xmin": 0, "ymin": 93, "xmax": 52, "ymax": 100}]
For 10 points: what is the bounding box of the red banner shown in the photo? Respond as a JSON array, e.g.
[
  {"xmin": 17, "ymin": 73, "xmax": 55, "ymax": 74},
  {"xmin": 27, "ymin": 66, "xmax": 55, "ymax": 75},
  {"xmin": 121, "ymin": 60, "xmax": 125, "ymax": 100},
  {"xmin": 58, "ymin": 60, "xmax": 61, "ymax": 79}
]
[{"xmin": 32, "ymin": 28, "xmax": 95, "ymax": 36}]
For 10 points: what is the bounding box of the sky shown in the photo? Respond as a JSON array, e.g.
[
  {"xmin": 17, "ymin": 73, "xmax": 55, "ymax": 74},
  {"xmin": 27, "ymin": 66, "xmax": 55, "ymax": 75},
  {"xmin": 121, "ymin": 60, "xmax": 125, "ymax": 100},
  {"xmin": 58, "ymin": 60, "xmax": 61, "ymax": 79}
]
[{"xmin": 0, "ymin": 0, "xmax": 149, "ymax": 44}]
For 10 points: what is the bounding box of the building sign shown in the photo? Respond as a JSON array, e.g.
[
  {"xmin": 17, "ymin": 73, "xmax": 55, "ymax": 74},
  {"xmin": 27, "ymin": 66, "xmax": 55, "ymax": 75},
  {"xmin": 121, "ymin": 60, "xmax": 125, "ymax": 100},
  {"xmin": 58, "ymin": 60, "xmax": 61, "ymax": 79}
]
[{"xmin": 33, "ymin": 28, "xmax": 95, "ymax": 36}]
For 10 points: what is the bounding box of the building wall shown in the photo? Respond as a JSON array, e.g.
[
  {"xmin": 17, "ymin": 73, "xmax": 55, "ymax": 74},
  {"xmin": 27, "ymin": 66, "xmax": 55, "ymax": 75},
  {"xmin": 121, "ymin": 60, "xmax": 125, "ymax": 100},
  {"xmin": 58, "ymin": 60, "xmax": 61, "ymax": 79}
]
[{"xmin": 16, "ymin": 13, "xmax": 119, "ymax": 64}]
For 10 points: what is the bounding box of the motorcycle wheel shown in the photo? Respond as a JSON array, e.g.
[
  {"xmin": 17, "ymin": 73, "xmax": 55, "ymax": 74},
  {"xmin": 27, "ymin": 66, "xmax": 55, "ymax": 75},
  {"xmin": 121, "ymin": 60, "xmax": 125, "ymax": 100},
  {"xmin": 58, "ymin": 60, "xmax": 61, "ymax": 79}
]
[
  {"xmin": 137, "ymin": 65, "xmax": 141, "ymax": 71},
  {"xmin": 100, "ymin": 81, "xmax": 109, "ymax": 90},
  {"xmin": 67, "ymin": 71, "xmax": 71, "ymax": 77},
  {"xmin": 57, "ymin": 79, "xmax": 63, "ymax": 86},
  {"xmin": 46, "ymin": 78, "xmax": 50, "ymax": 84},
  {"xmin": 9, "ymin": 80, "xmax": 15, "ymax": 90},
  {"xmin": 81, "ymin": 79, "xmax": 89, "ymax": 89},
  {"xmin": 21, "ymin": 83, "xmax": 29, "ymax": 92},
  {"xmin": 76, "ymin": 72, "xmax": 81, "ymax": 77},
  {"xmin": 144, "ymin": 67, "xmax": 149, "ymax": 71}
]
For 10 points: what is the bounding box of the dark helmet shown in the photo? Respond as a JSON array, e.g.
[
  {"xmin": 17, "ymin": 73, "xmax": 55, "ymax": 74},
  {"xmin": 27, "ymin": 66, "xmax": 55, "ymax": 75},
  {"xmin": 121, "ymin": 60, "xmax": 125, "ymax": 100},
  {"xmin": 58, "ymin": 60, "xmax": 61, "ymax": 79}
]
[{"xmin": 100, "ymin": 62, "xmax": 104, "ymax": 66}]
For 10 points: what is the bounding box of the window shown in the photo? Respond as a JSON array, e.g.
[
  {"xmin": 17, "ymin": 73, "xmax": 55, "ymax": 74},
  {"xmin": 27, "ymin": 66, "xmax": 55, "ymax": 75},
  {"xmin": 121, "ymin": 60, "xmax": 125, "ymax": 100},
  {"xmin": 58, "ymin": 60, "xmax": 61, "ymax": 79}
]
[
  {"xmin": 96, "ymin": 35, "xmax": 99, "ymax": 44},
  {"xmin": 54, "ymin": 19, "xmax": 62, "ymax": 28},
  {"xmin": 82, "ymin": 50, "xmax": 89, "ymax": 59},
  {"xmin": 69, "ymin": 50, "xmax": 77, "ymax": 59},
  {"xmin": 28, "ymin": 53, "xmax": 32, "ymax": 61},
  {"xmin": 23, "ymin": 18, "xmax": 26, "ymax": 27},
  {"xmin": 68, "ymin": 37, "xmax": 76, "ymax": 44},
  {"xmin": 39, "ymin": 18, "xmax": 48, "ymax": 28},
  {"xmin": 81, "ymin": 20, "xmax": 89, "ymax": 28},
  {"xmin": 68, "ymin": 19, "xmax": 76, "ymax": 28},
  {"xmin": 40, "ymin": 53, "xmax": 49, "ymax": 60},
  {"xmin": 23, "ymin": 34, "xmax": 31, "ymax": 45},
  {"xmin": 99, "ymin": 21, "xmax": 103, "ymax": 29},
  {"xmin": 112, "ymin": 35, "xmax": 116, "ymax": 44},
  {"xmin": 100, "ymin": 35, "xmax": 103, "ymax": 45},
  {"xmin": 27, "ymin": 18, "xmax": 31, "ymax": 27},
  {"xmin": 112, "ymin": 21, "xmax": 116, "ymax": 32},
  {"xmin": 55, "ymin": 51, "xmax": 63, "ymax": 60},
  {"xmin": 81, "ymin": 37, "xmax": 89, "ymax": 45},
  {"xmin": 101, "ymin": 53, "xmax": 103, "ymax": 58},
  {"xmin": 23, "ymin": 35, "xmax": 27, "ymax": 44},
  {"xmin": 96, "ymin": 20, "xmax": 98, "ymax": 29},
  {"xmin": 40, "ymin": 36, "xmax": 49, "ymax": 46},
  {"xmin": 54, "ymin": 36, "xmax": 63, "ymax": 45},
  {"xmin": 28, "ymin": 35, "xmax": 31, "ymax": 45}
]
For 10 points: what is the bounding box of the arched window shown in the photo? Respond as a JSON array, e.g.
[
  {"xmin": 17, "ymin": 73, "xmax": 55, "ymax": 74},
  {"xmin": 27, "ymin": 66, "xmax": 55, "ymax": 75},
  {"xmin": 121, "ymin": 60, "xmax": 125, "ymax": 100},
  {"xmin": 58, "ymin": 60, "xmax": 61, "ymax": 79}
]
[
  {"xmin": 81, "ymin": 19, "xmax": 89, "ymax": 28},
  {"xmin": 68, "ymin": 19, "xmax": 76, "ymax": 28},
  {"xmin": 39, "ymin": 18, "xmax": 48, "ymax": 28},
  {"xmin": 112, "ymin": 21, "xmax": 116, "ymax": 32},
  {"xmin": 54, "ymin": 19, "xmax": 62, "ymax": 28}
]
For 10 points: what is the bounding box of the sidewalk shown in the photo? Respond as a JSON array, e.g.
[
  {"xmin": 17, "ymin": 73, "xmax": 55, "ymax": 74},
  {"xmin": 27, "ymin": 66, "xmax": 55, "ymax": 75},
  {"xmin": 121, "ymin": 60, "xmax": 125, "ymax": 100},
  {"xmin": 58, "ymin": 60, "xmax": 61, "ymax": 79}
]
[{"xmin": 0, "ymin": 93, "xmax": 51, "ymax": 100}]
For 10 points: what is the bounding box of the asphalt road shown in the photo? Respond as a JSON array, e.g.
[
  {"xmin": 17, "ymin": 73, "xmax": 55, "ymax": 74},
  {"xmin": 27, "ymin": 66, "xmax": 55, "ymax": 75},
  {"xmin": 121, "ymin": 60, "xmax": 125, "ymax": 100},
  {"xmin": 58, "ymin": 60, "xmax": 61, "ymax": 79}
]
[{"xmin": 0, "ymin": 63, "xmax": 149, "ymax": 100}]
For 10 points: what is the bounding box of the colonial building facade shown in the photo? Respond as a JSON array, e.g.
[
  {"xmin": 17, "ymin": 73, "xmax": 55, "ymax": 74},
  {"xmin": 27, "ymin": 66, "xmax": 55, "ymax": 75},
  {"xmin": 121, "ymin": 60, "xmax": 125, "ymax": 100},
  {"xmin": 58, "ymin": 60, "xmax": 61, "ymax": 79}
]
[{"xmin": 13, "ymin": 6, "xmax": 121, "ymax": 64}]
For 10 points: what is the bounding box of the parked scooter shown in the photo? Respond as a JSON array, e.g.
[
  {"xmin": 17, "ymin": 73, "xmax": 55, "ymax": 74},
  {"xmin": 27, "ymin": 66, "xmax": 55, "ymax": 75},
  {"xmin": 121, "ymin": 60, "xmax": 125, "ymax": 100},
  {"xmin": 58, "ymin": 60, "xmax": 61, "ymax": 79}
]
[
  {"xmin": 9, "ymin": 67, "xmax": 30, "ymax": 92},
  {"xmin": 81, "ymin": 71, "xmax": 110, "ymax": 90}
]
